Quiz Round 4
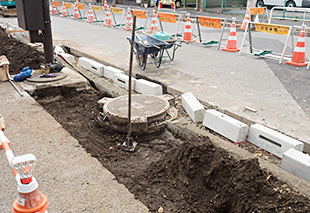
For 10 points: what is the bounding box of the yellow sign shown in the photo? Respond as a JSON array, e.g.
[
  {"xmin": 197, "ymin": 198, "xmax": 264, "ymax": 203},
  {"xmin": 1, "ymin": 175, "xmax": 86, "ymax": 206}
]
[
  {"xmin": 250, "ymin": 7, "xmax": 264, "ymax": 15},
  {"xmin": 92, "ymin": 5, "xmax": 102, "ymax": 12},
  {"xmin": 111, "ymin": 7, "xmax": 123, "ymax": 14},
  {"xmin": 158, "ymin": 13, "xmax": 176, "ymax": 23},
  {"xmin": 77, "ymin": 3, "xmax": 85, "ymax": 10},
  {"xmin": 132, "ymin": 10, "xmax": 147, "ymax": 19},
  {"xmin": 255, "ymin": 23, "xmax": 289, "ymax": 35},
  {"xmin": 198, "ymin": 16, "xmax": 221, "ymax": 29},
  {"xmin": 64, "ymin": 3, "xmax": 72, "ymax": 9},
  {"xmin": 53, "ymin": 1, "xmax": 60, "ymax": 7}
]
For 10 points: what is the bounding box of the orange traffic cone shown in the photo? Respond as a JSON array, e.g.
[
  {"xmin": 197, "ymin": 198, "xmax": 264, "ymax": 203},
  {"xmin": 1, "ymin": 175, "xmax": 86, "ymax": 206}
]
[
  {"xmin": 183, "ymin": 13, "xmax": 195, "ymax": 43},
  {"xmin": 222, "ymin": 17, "xmax": 240, "ymax": 52},
  {"xmin": 86, "ymin": 3, "xmax": 94, "ymax": 23},
  {"xmin": 52, "ymin": 4, "xmax": 57, "ymax": 15},
  {"xmin": 104, "ymin": 0, "xmax": 108, "ymax": 10},
  {"xmin": 151, "ymin": 10, "xmax": 158, "ymax": 31},
  {"xmin": 72, "ymin": 2, "xmax": 79, "ymax": 19},
  {"xmin": 60, "ymin": 2, "xmax": 67, "ymax": 18},
  {"xmin": 286, "ymin": 25, "xmax": 308, "ymax": 67},
  {"xmin": 171, "ymin": 0, "xmax": 175, "ymax": 14},
  {"xmin": 123, "ymin": 7, "xmax": 132, "ymax": 31},
  {"xmin": 239, "ymin": 8, "xmax": 250, "ymax": 30},
  {"xmin": 104, "ymin": 7, "xmax": 114, "ymax": 27}
]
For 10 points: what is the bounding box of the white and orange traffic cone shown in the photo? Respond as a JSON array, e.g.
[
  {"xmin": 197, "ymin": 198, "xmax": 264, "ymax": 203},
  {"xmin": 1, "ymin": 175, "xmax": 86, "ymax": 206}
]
[
  {"xmin": 104, "ymin": 7, "xmax": 114, "ymax": 27},
  {"xmin": 72, "ymin": 2, "xmax": 79, "ymax": 19},
  {"xmin": 123, "ymin": 7, "xmax": 132, "ymax": 31},
  {"xmin": 183, "ymin": 13, "xmax": 195, "ymax": 43},
  {"xmin": 86, "ymin": 4, "xmax": 94, "ymax": 23},
  {"xmin": 238, "ymin": 8, "xmax": 250, "ymax": 30},
  {"xmin": 286, "ymin": 25, "xmax": 308, "ymax": 67},
  {"xmin": 104, "ymin": 0, "xmax": 108, "ymax": 10},
  {"xmin": 60, "ymin": 2, "xmax": 68, "ymax": 18},
  {"xmin": 52, "ymin": 4, "xmax": 57, "ymax": 16},
  {"xmin": 222, "ymin": 17, "xmax": 240, "ymax": 52},
  {"xmin": 150, "ymin": 10, "xmax": 158, "ymax": 32},
  {"xmin": 0, "ymin": 129, "xmax": 49, "ymax": 213}
]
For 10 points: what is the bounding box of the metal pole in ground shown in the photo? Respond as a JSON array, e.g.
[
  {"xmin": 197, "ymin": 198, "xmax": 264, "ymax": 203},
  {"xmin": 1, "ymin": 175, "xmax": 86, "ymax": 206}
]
[{"xmin": 124, "ymin": 16, "xmax": 137, "ymax": 151}]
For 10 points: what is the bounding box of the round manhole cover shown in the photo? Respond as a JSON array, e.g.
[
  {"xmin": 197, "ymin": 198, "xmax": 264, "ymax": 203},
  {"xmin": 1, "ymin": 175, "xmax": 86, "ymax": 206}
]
[
  {"xmin": 25, "ymin": 72, "xmax": 67, "ymax": 83},
  {"xmin": 103, "ymin": 94, "xmax": 170, "ymax": 132}
]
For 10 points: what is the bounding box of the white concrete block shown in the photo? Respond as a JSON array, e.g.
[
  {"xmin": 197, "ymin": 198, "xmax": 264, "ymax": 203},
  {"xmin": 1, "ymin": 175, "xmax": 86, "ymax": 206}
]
[
  {"xmin": 77, "ymin": 57, "xmax": 105, "ymax": 76},
  {"xmin": 114, "ymin": 73, "xmax": 135, "ymax": 91},
  {"xmin": 247, "ymin": 124, "xmax": 304, "ymax": 158},
  {"xmin": 104, "ymin": 66, "xmax": 124, "ymax": 82},
  {"xmin": 181, "ymin": 92, "xmax": 205, "ymax": 123},
  {"xmin": 203, "ymin": 109, "xmax": 249, "ymax": 143},
  {"xmin": 58, "ymin": 53, "xmax": 76, "ymax": 65},
  {"xmin": 135, "ymin": 79, "xmax": 163, "ymax": 96},
  {"xmin": 282, "ymin": 148, "xmax": 310, "ymax": 182},
  {"xmin": 54, "ymin": 46, "xmax": 65, "ymax": 54}
]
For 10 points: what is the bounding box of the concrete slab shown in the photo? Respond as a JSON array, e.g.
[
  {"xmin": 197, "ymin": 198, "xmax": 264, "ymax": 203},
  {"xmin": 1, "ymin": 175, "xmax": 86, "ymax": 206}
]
[{"xmin": 181, "ymin": 92, "xmax": 205, "ymax": 123}]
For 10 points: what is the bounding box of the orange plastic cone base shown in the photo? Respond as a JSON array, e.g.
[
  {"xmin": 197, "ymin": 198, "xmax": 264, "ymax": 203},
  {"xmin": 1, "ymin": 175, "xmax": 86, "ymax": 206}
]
[
  {"xmin": 222, "ymin": 47, "xmax": 240, "ymax": 52},
  {"xmin": 13, "ymin": 193, "xmax": 48, "ymax": 213},
  {"xmin": 286, "ymin": 60, "xmax": 308, "ymax": 67}
]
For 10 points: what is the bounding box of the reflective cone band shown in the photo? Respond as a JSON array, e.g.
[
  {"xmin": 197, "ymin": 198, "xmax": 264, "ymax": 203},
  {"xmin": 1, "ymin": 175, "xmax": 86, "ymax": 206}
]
[
  {"xmin": 60, "ymin": 2, "xmax": 67, "ymax": 17},
  {"xmin": 151, "ymin": 10, "xmax": 158, "ymax": 31},
  {"xmin": 123, "ymin": 7, "xmax": 132, "ymax": 31},
  {"xmin": 104, "ymin": 0, "xmax": 108, "ymax": 10},
  {"xmin": 286, "ymin": 25, "xmax": 308, "ymax": 67},
  {"xmin": 86, "ymin": 4, "xmax": 94, "ymax": 23},
  {"xmin": 238, "ymin": 8, "xmax": 250, "ymax": 30},
  {"xmin": 52, "ymin": 4, "xmax": 57, "ymax": 15},
  {"xmin": 183, "ymin": 13, "xmax": 195, "ymax": 43},
  {"xmin": 222, "ymin": 17, "xmax": 240, "ymax": 52},
  {"xmin": 73, "ymin": 2, "xmax": 79, "ymax": 19},
  {"xmin": 104, "ymin": 7, "xmax": 113, "ymax": 27}
]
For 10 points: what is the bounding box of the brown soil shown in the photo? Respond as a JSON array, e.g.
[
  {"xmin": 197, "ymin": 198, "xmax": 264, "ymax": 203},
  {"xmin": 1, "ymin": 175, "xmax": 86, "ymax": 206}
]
[{"xmin": 2, "ymin": 27, "xmax": 310, "ymax": 213}]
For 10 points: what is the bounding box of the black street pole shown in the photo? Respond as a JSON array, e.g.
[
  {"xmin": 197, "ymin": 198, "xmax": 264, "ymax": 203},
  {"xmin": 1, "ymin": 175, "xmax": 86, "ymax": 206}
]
[{"xmin": 42, "ymin": 0, "xmax": 54, "ymax": 64}]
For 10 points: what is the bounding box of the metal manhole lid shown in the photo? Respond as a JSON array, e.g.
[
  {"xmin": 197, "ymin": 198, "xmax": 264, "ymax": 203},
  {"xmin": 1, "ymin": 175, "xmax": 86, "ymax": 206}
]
[
  {"xmin": 25, "ymin": 72, "xmax": 67, "ymax": 83},
  {"xmin": 103, "ymin": 94, "xmax": 169, "ymax": 123}
]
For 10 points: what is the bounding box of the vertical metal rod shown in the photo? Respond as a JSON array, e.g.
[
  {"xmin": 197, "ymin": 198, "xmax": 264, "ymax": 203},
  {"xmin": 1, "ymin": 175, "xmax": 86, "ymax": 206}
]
[
  {"xmin": 248, "ymin": 23, "xmax": 253, "ymax": 53},
  {"xmin": 127, "ymin": 16, "xmax": 136, "ymax": 144}
]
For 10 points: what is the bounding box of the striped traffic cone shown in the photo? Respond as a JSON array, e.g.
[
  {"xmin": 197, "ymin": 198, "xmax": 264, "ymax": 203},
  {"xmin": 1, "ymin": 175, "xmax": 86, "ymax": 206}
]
[
  {"xmin": 52, "ymin": 4, "xmax": 57, "ymax": 15},
  {"xmin": 104, "ymin": 0, "xmax": 108, "ymax": 10},
  {"xmin": 151, "ymin": 10, "xmax": 158, "ymax": 31},
  {"xmin": 86, "ymin": 4, "xmax": 94, "ymax": 23},
  {"xmin": 222, "ymin": 17, "xmax": 240, "ymax": 52},
  {"xmin": 123, "ymin": 7, "xmax": 132, "ymax": 31},
  {"xmin": 60, "ymin": 2, "xmax": 67, "ymax": 18},
  {"xmin": 238, "ymin": 8, "xmax": 250, "ymax": 30},
  {"xmin": 72, "ymin": 2, "xmax": 79, "ymax": 19},
  {"xmin": 183, "ymin": 13, "xmax": 195, "ymax": 43},
  {"xmin": 104, "ymin": 7, "xmax": 114, "ymax": 27},
  {"xmin": 286, "ymin": 25, "xmax": 308, "ymax": 67}
]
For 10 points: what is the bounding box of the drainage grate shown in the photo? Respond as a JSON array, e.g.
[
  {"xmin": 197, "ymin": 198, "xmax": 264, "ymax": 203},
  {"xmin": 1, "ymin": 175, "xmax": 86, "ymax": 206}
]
[{"xmin": 102, "ymin": 94, "xmax": 171, "ymax": 133}]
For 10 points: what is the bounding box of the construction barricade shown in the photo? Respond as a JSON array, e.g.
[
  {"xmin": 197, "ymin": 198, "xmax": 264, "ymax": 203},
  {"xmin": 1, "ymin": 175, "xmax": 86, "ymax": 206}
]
[
  {"xmin": 64, "ymin": 2, "xmax": 73, "ymax": 18},
  {"xmin": 111, "ymin": 7, "xmax": 125, "ymax": 29},
  {"xmin": 250, "ymin": 7, "xmax": 268, "ymax": 23},
  {"xmin": 157, "ymin": 12, "xmax": 183, "ymax": 38},
  {"xmin": 194, "ymin": 16, "xmax": 227, "ymax": 50},
  {"xmin": 77, "ymin": 3, "xmax": 87, "ymax": 20},
  {"xmin": 131, "ymin": 9, "xmax": 150, "ymax": 31},
  {"xmin": 91, "ymin": 5, "xmax": 104, "ymax": 24},
  {"xmin": 239, "ymin": 22, "xmax": 293, "ymax": 64},
  {"xmin": 53, "ymin": 1, "xmax": 61, "ymax": 16}
]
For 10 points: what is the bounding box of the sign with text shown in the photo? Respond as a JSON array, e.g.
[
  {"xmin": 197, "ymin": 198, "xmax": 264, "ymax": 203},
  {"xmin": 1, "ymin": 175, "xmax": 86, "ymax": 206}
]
[
  {"xmin": 250, "ymin": 7, "xmax": 265, "ymax": 15},
  {"xmin": 132, "ymin": 10, "xmax": 147, "ymax": 19},
  {"xmin": 64, "ymin": 2, "xmax": 72, "ymax": 9},
  {"xmin": 255, "ymin": 23, "xmax": 289, "ymax": 35},
  {"xmin": 92, "ymin": 5, "xmax": 102, "ymax": 12},
  {"xmin": 111, "ymin": 7, "xmax": 123, "ymax": 14},
  {"xmin": 198, "ymin": 16, "xmax": 221, "ymax": 29},
  {"xmin": 77, "ymin": 3, "xmax": 85, "ymax": 10},
  {"xmin": 158, "ymin": 13, "xmax": 177, "ymax": 23},
  {"xmin": 53, "ymin": 1, "xmax": 60, "ymax": 7}
]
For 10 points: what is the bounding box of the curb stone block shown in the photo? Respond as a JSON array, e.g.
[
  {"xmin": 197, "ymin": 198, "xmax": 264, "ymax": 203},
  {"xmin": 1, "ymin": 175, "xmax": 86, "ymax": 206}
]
[
  {"xmin": 181, "ymin": 92, "xmax": 205, "ymax": 123},
  {"xmin": 114, "ymin": 73, "xmax": 136, "ymax": 91},
  {"xmin": 135, "ymin": 79, "xmax": 163, "ymax": 96},
  {"xmin": 54, "ymin": 46, "xmax": 65, "ymax": 54},
  {"xmin": 203, "ymin": 109, "xmax": 249, "ymax": 143},
  {"xmin": 247, "ymin": 124, "xmax": 304, "ymax": 158},
  {"xmin": 58, "ymin": 53, "xmax": 76, "ymax": 65},
  {"xmin": 78, "ymin": 57, "xmax": 105, "ymax": 76},
  {"xmin": 104, "ymin": 66, "xmax": 124, "ymax": 82},
  {"xmin": 282, "ymin": 148, "xmax": 310, "ymax": 182}
]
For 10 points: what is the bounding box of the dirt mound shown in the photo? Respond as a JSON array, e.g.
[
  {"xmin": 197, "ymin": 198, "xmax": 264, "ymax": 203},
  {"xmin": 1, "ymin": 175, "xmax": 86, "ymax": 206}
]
[{"xmin": 0, "ymin": 27, "xmax": 44, "ymax": 74}]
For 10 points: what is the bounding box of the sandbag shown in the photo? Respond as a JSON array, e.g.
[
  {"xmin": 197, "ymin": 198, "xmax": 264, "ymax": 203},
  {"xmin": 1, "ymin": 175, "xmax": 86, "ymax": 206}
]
[{"xmin": 0, "ymin": 55, "xmax": 11, "ymax": 82}]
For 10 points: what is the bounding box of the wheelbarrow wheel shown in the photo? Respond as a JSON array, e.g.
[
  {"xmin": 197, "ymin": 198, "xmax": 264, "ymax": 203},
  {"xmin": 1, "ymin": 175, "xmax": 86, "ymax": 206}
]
[{"xmin": 136, "ymin": 52, "xmax": 147, "ymax": 70}]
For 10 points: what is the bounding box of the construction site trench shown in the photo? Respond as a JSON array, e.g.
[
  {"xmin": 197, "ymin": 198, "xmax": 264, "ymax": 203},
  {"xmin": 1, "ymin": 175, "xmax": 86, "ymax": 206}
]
[{"xmin": 2, "ymin": 27, "xmax": 310, "ymax": 213}]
